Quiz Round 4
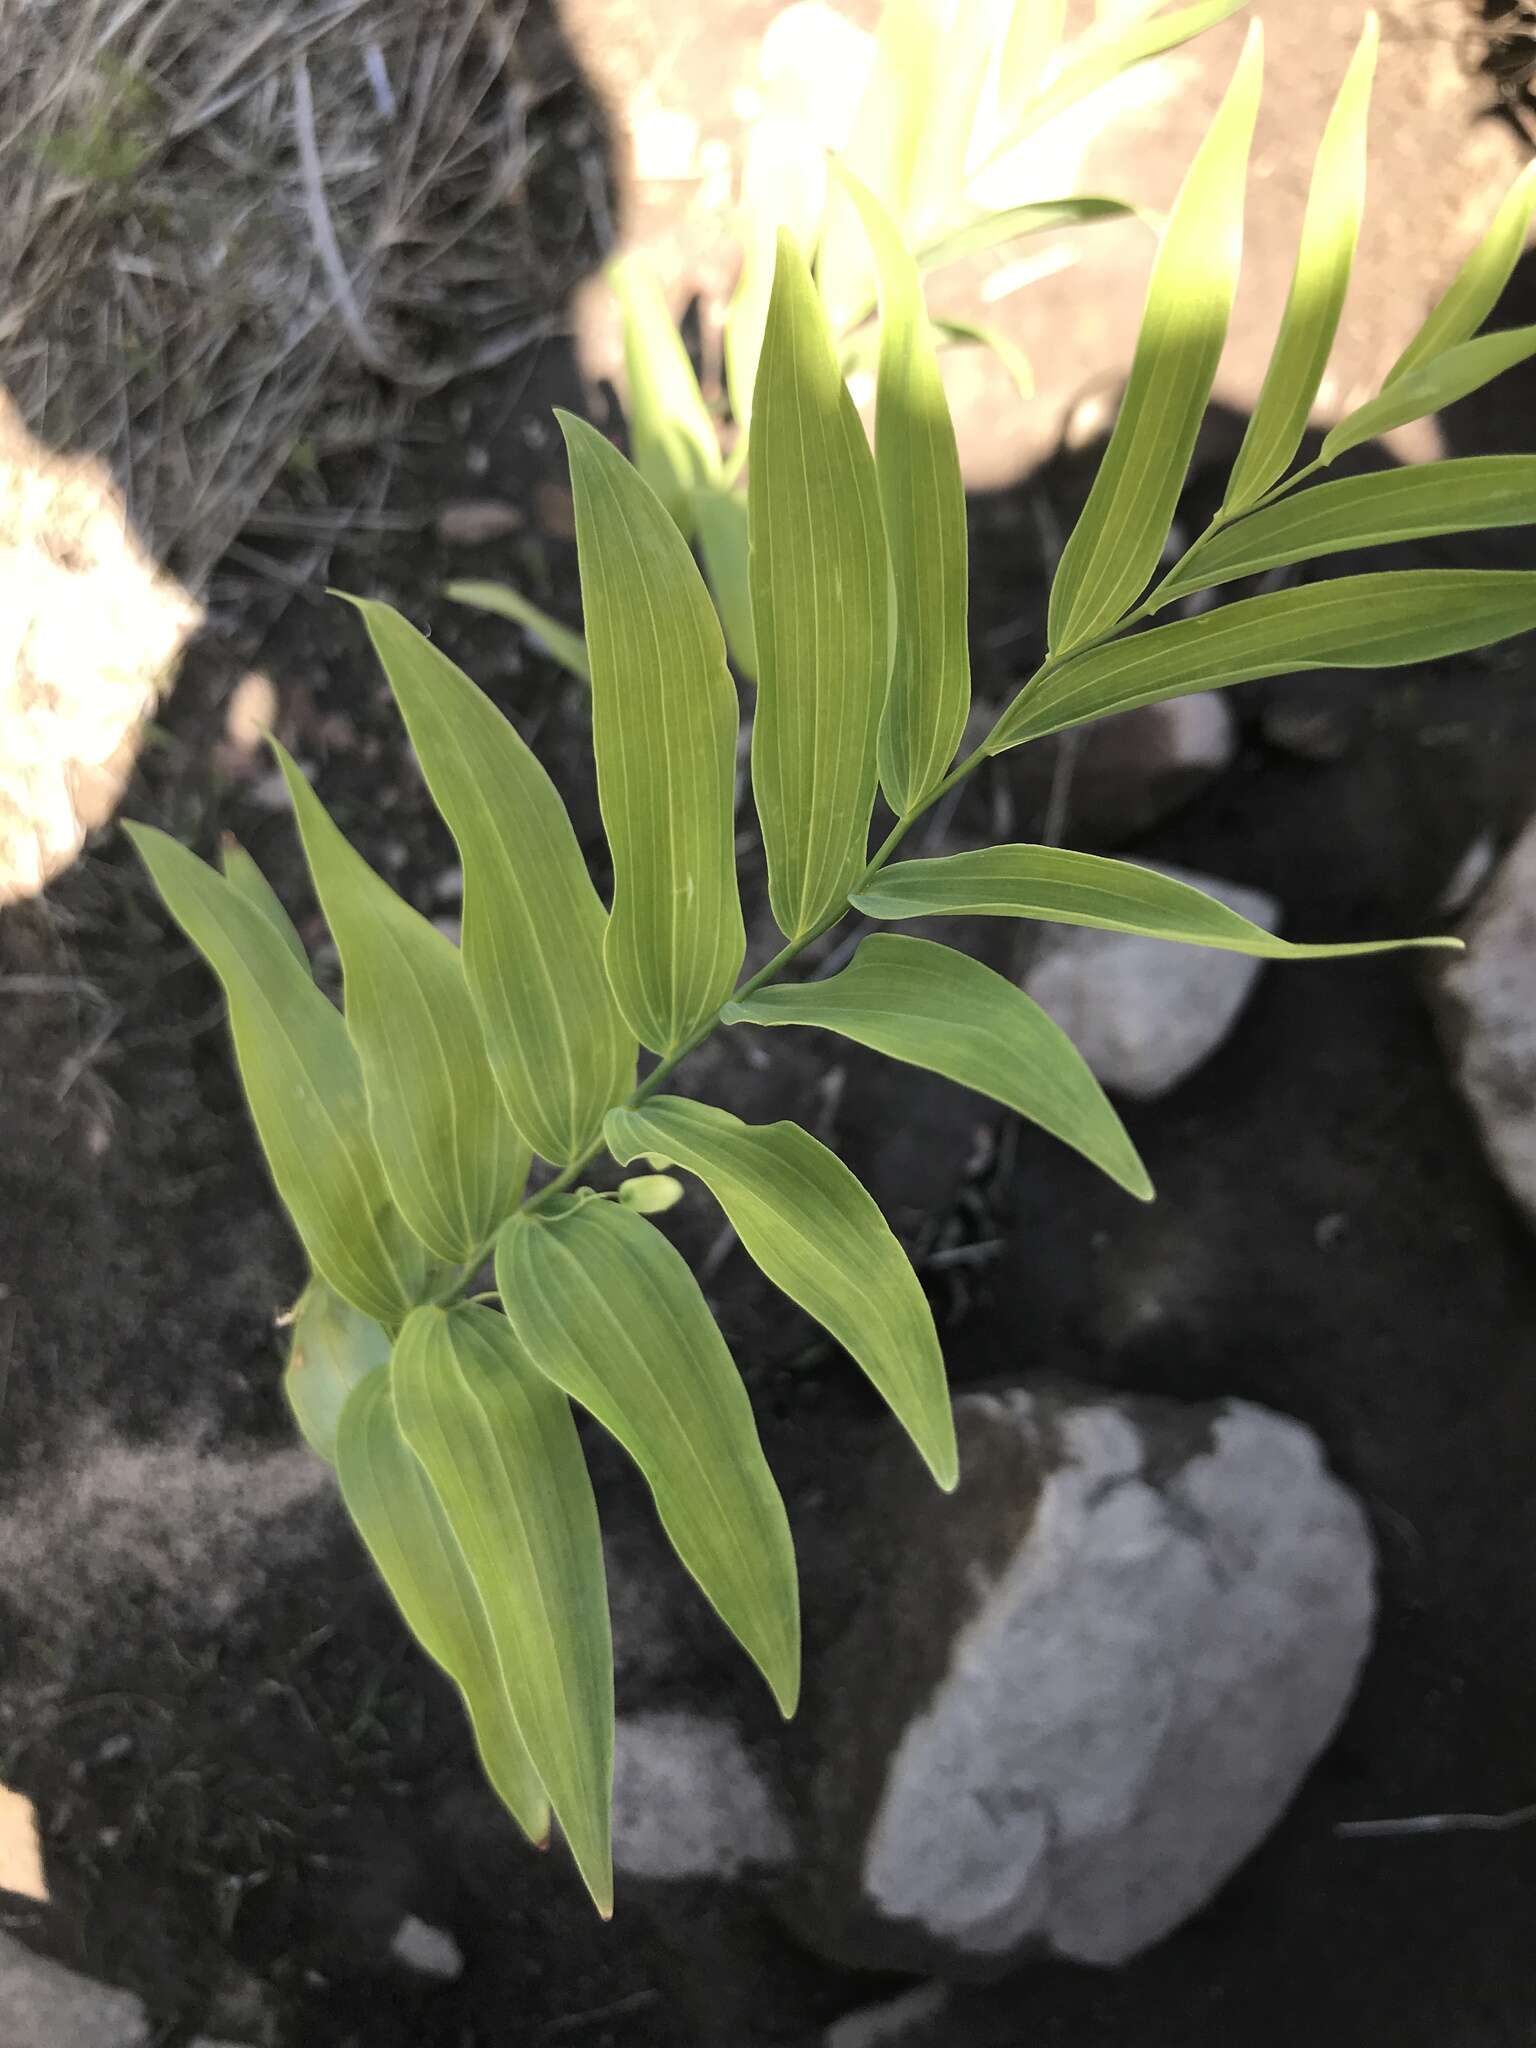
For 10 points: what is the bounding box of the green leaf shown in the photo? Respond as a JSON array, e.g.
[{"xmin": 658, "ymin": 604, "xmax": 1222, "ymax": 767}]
[
  {"xmin": 996, "ymin": 0, "xmax": 1067, "ymax": 124},
  {"xmin": 724, "ymin": 217, "xmax": 776, "ymax": 443},
  {"xmin": 994, "ymin": 570, "xmax": 1536, "ymax": 749},
  {"xmin": 611, "ymin": 254, "xmax": 721, "ymax": 540},
  {"xmin": 691, "ymin": 485, "xmax": 756, "ymax": 678},
  {"xmin": 1223, "ymin": 14, "xmax": 1376, "ymax": 514},
  {"xmin": 1004, "ymin": 0, "xmax": 1250, "ymax": 150},
  {"xmin": 1320, "ymin": 325, "xmax": 1536, "ymax": 466},
  {"xmin": 605, "ymin": 1095, "xmax": 958, "ymax": 1488},
  {"xmin": 615, "ymin": 1173, "xmax": 685, "ymax": 1215},
  {"xmin": 283, "ymin": 1277, "xmax": 392, "ymax": 1465},
  {"xmin": 917, "ymin": 196, "xmax": 1135, "ymax": 276},
  {"xmin": 906, "ymin": 0, "xmax": 1004, "ymax": 240},
  {"xmin": 838, "ymin": 168, "xmax": 970, "ymax": 815},
  {"xmin": 391, "ymin": 1304, "xmax": 613, "ymax": 1914},
  {"xmin": 335, "ymin": 1366, "xmax": 550, "ymax": 1846},
  {"xmin": 125, "ymin": 824, "xmax": 428, "ymax": 1324},
  {"xmin": 852, "ymin": 845, "xmax": 1460, "ymax": 958},
  {"xmin": 444, "ymin": 580, "xmax": 590, "ymax": 683},
  {"xmin": 1048, "ymin": 22, "xmax": 1263, "ymax": 656},
  {"xmin": 219, "ymin": 837, "xmax": 307, "ymax": 967},
  {"xmin": 750, "ymin": 233, "xmax": 891, "ymax": 941},
  {"xmin": 723, "ymin": 933, "xmax": 1152, "ymax": 1200},
  {"xmin": 559, "ymin": 413, "xmax": 745, "ymax": 1055},
  {"xmin": 1386, "ymin": 159, "xmax": 1536, "ymax": 386},
  {"xmin": 348, "ymin": 599, "xmax": 635, "ymax": 1166},
  {"xmin": 1160, "ymin": 457, "xmax": 1536, "ymax": 604},
  {"xmin": 498, "ymin": 1199, "xmax": 800, "ymax": 1715},
  {"xmin": 273, "ymin": 743, "xmax": 530, "ymax": 1261}
]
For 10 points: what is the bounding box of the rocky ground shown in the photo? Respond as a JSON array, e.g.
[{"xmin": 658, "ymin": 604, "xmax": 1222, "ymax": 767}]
[{"xmin": 3, "ymin": 3, "xmax": 1536, "ymax": 2045}]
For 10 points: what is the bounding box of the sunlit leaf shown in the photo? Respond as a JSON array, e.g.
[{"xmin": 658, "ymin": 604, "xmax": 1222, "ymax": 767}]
[
  {"xmin": 606, "ymin": 1095, "xmax": 958, "ymax": 1487},
  {"xmin": 614, "ymin": 1173, "xmax": 685, "ymax": 1215},
  {"xmin": 347, "ymin": 599, "xmax": 635, "ymax": 1165},
  {"xmin": 559, "ymin": 413, "xmax": 745, "ymax": 1055},
  {"xmin": 1386, "ymin": 159, "xmax": 1536, "ymax": 386},
  {"xmin": 611, "ymin": 254, "xmax": 721, "ymax": 539},
  {"xmin": 1160, "ymin": 457, "xmax": 1536, "ymax": 605},
  {"xmin": 1003, "ymin": 0, "xmax": 1250, "ymax": 150},
  {"xmin": 1048, "ymin": 23, "xmax": 1263, "ymax": 655},
  {"xmin": 1320, "ymin": 325, "xmax": 1536, "ymax": 467},
  {"xmin": 907, "ymin": 0, "xmax": 1007, "ymax": 240},
  {"xmin": 335, "ymin": 1366, "xmax": 550, "ymax": 1845},
  {"xmin": 917, "ymin": 195, "xmax": 1133, "ymax": 274},
  {"xmin": 283, "ymin": 1277, "xmax": 392, "ymax": 1465},
  {"xmin": 691, "ymin": 485, "xmax": 756, "ymax": 678},
  {"xmin": 444, "ymin": 579, "xmax": 590, "ymax": 683},
  {"xmin": 219, "ymin": 837, "xmax": 307, "ymax": 967},
  {"xmin": 750, "ymin": 233, "xmax": 891, "ymax": 940},
  {"xmin": 995, "ymin": 569, "xmax": 1536, "ymax": 748},
  {"xmin": 498, "ymin": 1198, "xmax": 800, "ymax": 1715},
  {"xmin": 996, "ymin": 0, "xmax": 1067, "ymax": 125},
  {"xmin": 853, "ymin": 844, "xmax": 1460, "ymax": 957},
  {"xmin": 838, "ymin": 168, "xmax": 970, "ymax": 815},
  {"xmin": 724, "ymin": 933, "xmax": 1152, "ymax": 1199},
  {"xmin": 125, "ymin": 824, "xmax": 428, "ymax": 1324},
  {"xmin": 1223, "ymin": 14, "xmax": 1376, "ymax": 513},
  {"xmin": 392, "ymin": 1304, "xmax": 613, "ymax": 1913},
  {"xmin": 274, "ymin": 743, "xmax": 529, "ymax": 1261}
]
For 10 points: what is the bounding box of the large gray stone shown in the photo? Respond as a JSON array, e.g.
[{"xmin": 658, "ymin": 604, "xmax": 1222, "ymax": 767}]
[
  {"xmin": 0, "ymin": 1932, "xmax": 148, "ymax": 2048},
  {"xmin": 791, "ymin": 1384, "xmax": 1374, "ymax": 1977},
  {"xmin": 613, "ymin": 1712, "xmax": 792, "ymax": 1882},
  {"xmin": 1022, "ymin": 862, "xmax": 1279, "ymax": 1099},
  {"xmin": 1431, "ymin": 814, "xmax": 1536, "ymax": 1233}
]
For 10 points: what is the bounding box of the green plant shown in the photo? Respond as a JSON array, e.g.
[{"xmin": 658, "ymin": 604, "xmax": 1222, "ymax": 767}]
[{"xmin": 129, "ymin": 11, "xmax": 1536, "ymax": 1917}]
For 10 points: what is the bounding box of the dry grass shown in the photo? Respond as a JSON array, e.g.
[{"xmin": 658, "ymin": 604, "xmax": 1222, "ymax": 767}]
[{"xmin": 0, "ymin": 0, "xmax": 565, "ymax": 592}]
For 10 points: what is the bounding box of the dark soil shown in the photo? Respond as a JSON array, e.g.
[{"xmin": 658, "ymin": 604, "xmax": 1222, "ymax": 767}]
[{"xmin": 3, "ymin": 10, "xmax": 1536, "ymax": 2043}]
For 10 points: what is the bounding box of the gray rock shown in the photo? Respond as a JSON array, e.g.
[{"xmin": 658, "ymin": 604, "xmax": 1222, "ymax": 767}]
[
  {"xmin": 823, "ymin": 1983, "xmax": 950, "ymax": 2048},
  {"xmin": 613, "ymin": 1712, "xmax": 792, "ymax": 1882},
  {"xmin": 792, "ymin": 1384, "xmax": 1374, "ymax": 1977},
  {"xmin": 1022, "ymin": 862, "xmax": 1279, "ymax": 1099},
  {"xmin": 0, "ymin": 1931, "xmax": 148, "ymax": 2048},
  {"xmin": 388, "ymin": 1913, "xmax": 463, "ymax": 1980},
  {"xmin": 1432, "ymin": 814, "xmax": 1536, "ymax": 1232}
]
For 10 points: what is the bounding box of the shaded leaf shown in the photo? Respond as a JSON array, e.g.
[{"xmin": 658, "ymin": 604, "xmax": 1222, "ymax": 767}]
[
  {"xmin": 1387, "ymin": 160, "xmax": 1536, "ymax": 386},
  {"xmin": 559, "ymin": 413, "xmax": 745, "ymax": 1054},
  {"xmin": 691, "ymin": 485, "xmax": 756, "ymax": 678},
  {"xmin": 995, "ymin": 570, "xmax": 1536, "ymax": 748},
  {"xmin": 1048, "ymin": 23, "xmax": 1263, "ymax": 655},
  {"xmin": 274, "ymin": 743, "xmax": 530, "ymax": 1261},
  {"xmin": 498, "ymin": 1199, "xmax": 800, "ymax": 1715},
  {"xmin": 283, "ymin": 1277, "xmax": 392, "ymax": 1465},
  {"xmin": 444, "ymin": 579, "xmax": 590, "ymax": 682},
  {"xmin": 1161, "ymin": 457, "xmax": 1536, "ymax": 604},
  {"xmin": 611, "ymin": 255, "xmax": 721, "ymax": 539},
  {"xmin": 749, "ymin": 233, "xmax": 891, "ymax": 939},
  {"xmin": 125, "ymin": 824, "xmax": 427, "ymax": 1324},
  {"xmin": 853, "ymin": 845, "xmax": 1459, "ymax": 957},
  {"xmin": 606, "ymin": 1095, "xmax": 957, "ymax": 1487},
  {"xmin": 220, "ymin": 837, "xmax": 307, "ymax": 967},
  {"xmin": 1223, "ymin": 14, "xmax": 1376, "ymax": 513},
  {"xmin": 392, "ymin": 1304, "xmax": 613, "ymax": 1913},
  {"xmin": 723, "ymin": 933, "xmax": 1152, "ymax": 1199},
  {"xmin": 1321, "ymin": 325, "xmax": 1536, "ymax": 466},
  {"xmin": 348, "ymin": 599, "xmax": 635, "ymax": 1165},
  {"xmin": 335, "ymin": 1367, "xmax": 550, "ymax": 1844},
  {"xmin": 838, "ymin": 168, "xmax": 970, "ymax": 814}
]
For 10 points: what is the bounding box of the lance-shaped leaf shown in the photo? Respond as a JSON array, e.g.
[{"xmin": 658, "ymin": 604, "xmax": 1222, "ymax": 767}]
[
  {"xmin": 274, "ymin": 744, "xmax": 529, "ymax": 1261},
  {"xmin": 1159, "ymin": 457, "xmax": 1536, "ymax": 606},
  {"xmin": 1223, "ymin": 15, "xmax": 1376, "ymax": 514},
  {"xmin": 445, "ymin": 579, "xmax": 590, "ymax": 683},
  {"xmin": 284, "ymin": 1277, "xmax": 392, "ymax": 1465},
  {"xmin": 1320, "ymin": 325, "xmax": 1536, "ymax": 467},
  {"xmin": 996, "ymin": 0, "xmax": 1066, "ymax": 127},
  {"xmin": 750, "ymin": 234, "xmax": 891, "ymax": 940},
  {"xmin": 724, "ymin": 934, "xmax": 1151, "ymax": 1199},
  {"xmin": 1386, "ymin": 159, "xmax": 1536, "ymax": 386},
  {"xmin": 498, "ymin": 1198, "xmax": 800, "ymax": 1716},
  {"xmin": 1000, "ymin": 0, "xmax": 1250, "ymax": 152},
  {"xmin": 611, "ymin": 255, "xmax": 721, "ymax": 540},
  {"xmin": 391, "ymin": 1304, "xmax": 613, "ymax": 1914},
  {"xmin": 692, "ymin": 486, "xmax": 756, "ymax": 678},
  {"xmin": 917, "ymin": 196, "xmax": 1134, "ymax": 275},
  {"xmin": 349, "ymin": 599, "xmax": 635, "ymax": 1165},
  {"xmin": 1048, "ymin": 23, "xmax": 1263, "ymax": 656},
  {"xmin": 994, "ymin": 570, "xmax": 1536, "ymax": 749},
  {"xmin": 220, "ymin": 838, "xmax": 307, "ymax": 966},
  {"xmin": 605, "ymin": 1095, "xmax": 958, "ymax": 1488},
  {"xmin": 852, "ymin": 845, "xmax": 1460, "ymax": 958},
  {"xmin": 335, "ymin": 1367, "xmax": 550, "ymax": 1846},
  {"xmin": 906, "ymin": 0, "xmax": 1002, "ymax": 241},
  {"xmin": 839, "ymin": 168, "xmax": 970, "ymax": 815},
  {"xmin": 125, "ymin": 824, "xmax": 427, "ymax": 1324},
  {"xmin": 559, "ymin": 413, "xmax": 745, "ymax": 1054}
]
